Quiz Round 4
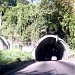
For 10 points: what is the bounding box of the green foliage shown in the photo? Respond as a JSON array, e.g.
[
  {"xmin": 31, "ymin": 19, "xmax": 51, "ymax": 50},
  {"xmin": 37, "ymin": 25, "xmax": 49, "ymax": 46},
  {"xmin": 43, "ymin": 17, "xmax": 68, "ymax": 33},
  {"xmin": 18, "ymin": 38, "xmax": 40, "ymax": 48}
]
[
  {"xmin": 56, "ymin": 0, "xmax": 75, "ymax": 49},
  {"xmin": 17, "ymin": 0, "xmax": 29, "ymax": 5},
  {"xmin": 70, "ymin": 49, "xmax": 75, "ymax": 58},
  {"xmin": 1, "ymin": 6, "xmax": 17, "ymax": 37},
  {"xmin": 1, "ymin": 0, "xmax": 75, "ymax": 50},
  {"xmin": 0, "ymin": 0, "xmax": 16, "ymax": 6},
  {"xmin": 39, "ymin": 0, "xmax": 65, "ymax": 38},
  {"xmin": 0, "ymin": 49, "xmax": 32, "ymax": 65}
]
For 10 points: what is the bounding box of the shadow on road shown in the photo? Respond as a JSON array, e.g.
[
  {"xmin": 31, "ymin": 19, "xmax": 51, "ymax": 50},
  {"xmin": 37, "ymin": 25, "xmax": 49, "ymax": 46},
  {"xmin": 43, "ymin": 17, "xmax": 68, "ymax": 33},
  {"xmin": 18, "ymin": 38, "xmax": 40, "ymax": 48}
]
[
  {"xmin": 11, "ymin": 61, "xmax": 71, "ymax": 75},
  {"xmin": 14, "ymin": 70, "xmax": 67, "ymax": 75},
  {"xmin": 0, "ymin": 59, "xmax": 36, "ymax": 75},
  {"xmin": 2, "ymin": 60, "xmax": 74, "ymax": 75}
]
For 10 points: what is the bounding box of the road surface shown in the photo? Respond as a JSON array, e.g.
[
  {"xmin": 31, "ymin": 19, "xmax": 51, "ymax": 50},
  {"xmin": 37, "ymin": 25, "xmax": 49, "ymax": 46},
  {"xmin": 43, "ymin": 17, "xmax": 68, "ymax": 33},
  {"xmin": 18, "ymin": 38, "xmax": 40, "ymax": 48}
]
[{"xmin": 10, "ymin": 60, "xmax": 75, "ymax": 75}]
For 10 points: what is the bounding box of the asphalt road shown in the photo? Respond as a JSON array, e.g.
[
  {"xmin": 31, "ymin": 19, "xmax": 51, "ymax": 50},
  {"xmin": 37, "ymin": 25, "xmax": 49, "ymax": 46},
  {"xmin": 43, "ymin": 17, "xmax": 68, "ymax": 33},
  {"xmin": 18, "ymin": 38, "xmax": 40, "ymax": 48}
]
[{"xmin": 10, "ymin": 60, "xmax": 75, "ymax": 75}]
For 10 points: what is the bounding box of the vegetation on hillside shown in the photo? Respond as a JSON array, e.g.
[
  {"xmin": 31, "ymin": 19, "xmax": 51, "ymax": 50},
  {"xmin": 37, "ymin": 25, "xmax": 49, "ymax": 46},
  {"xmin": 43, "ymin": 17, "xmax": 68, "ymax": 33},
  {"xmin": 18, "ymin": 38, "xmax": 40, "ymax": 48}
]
[
  {"xmin": 0, "ymin": 49, "xmax": 32, "ymax": 65},
  {"xmin": 0, "ymin": 0, "xmax": 75, "ymax": 69},
  {"xmin": 0, "ymin": 0, "xmax": 75, "ymax": 50}
]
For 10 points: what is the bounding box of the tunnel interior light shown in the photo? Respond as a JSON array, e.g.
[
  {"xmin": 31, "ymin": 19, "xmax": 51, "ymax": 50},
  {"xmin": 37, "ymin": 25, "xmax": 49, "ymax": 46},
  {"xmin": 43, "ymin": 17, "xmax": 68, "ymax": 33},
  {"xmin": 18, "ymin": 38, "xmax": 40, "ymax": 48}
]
[{"xmin": 51, "ymin": 56, "xmax": 57, "ymax": 61}]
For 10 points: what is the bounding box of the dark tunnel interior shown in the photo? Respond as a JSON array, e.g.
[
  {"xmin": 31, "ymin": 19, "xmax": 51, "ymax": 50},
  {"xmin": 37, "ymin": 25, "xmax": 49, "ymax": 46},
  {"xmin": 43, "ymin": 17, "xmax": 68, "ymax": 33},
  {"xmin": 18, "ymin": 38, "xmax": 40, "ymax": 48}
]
[{"xmin": 35, "ymin": 37, "xmax": 65, "ymax": 61}]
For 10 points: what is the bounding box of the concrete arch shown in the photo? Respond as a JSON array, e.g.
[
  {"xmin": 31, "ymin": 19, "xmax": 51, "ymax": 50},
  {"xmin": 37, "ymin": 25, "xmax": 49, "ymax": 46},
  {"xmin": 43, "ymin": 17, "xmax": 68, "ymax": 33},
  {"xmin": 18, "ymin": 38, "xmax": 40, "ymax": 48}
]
[
  {"xmin": 32, "ymin": 35, "xmax": 71, "ymax": 61},
  {"xmin": 0, "ymin": 36, "xmax": 10, "ymax": 49}
]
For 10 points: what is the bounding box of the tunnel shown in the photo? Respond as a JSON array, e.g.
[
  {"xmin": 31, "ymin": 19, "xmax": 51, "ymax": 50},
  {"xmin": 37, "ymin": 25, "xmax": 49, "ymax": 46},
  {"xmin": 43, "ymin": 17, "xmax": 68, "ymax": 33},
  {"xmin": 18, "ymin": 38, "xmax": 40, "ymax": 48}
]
[{"xmin": 32, "ymin": 35, "xmax": 71, "ymax": 61}]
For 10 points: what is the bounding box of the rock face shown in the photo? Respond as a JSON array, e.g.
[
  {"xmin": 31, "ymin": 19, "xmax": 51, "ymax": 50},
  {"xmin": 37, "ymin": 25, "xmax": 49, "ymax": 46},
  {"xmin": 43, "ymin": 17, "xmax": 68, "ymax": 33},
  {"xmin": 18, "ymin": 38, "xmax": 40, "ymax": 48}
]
[{"xmin": 32, "ymin": 35, "xmax": 71, "ymax": 61}]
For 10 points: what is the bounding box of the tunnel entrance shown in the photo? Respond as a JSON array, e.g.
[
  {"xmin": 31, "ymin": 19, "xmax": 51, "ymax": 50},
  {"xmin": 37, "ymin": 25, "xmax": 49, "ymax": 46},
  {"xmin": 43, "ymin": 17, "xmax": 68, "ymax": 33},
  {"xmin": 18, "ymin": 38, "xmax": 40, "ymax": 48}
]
[{"xmin": 33, "ymin": 35, "xmax": 68, "ymax": 61}]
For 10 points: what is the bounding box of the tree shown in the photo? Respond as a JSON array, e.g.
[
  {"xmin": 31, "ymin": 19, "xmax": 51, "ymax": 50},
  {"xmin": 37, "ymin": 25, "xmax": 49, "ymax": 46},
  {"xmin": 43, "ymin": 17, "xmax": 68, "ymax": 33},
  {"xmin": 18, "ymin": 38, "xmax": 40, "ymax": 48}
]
[
  {"xmin": 17, "ymin": 0, "xmax": 29, "ymax": 5},
  {"xmin": 1, "ymin": 0, "xmax": 75, "ymax": 50},
  {"xmin": 0, "ymin": 0, "xmax": 16, "ymax": 6}
]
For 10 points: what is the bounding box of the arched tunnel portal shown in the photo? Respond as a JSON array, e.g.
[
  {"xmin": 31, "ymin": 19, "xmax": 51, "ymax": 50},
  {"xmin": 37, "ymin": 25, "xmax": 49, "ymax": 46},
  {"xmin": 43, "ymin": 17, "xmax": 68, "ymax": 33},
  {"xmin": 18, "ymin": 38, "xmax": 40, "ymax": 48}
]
[{"xmin": 32, "ymin": 35, "xmax": 71, "ymax": 61}]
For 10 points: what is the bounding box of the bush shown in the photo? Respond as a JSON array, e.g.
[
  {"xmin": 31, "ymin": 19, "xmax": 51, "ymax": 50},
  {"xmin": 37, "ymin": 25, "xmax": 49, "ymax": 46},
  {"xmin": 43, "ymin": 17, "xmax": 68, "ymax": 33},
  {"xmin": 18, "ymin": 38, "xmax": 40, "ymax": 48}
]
[
  {"xmin": 71, "ymin": 50, "xmax": 75, "ymax": 58},
  {"xmin": 0, "ymin": 49, "xmax": 32, "ymax": 66}
]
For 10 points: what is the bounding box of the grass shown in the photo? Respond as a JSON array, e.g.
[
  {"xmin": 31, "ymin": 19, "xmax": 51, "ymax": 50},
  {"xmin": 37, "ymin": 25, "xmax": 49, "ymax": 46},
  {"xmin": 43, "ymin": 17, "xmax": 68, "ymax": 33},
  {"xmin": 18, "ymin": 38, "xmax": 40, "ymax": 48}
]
[
  {"xmin": 0, "ymin": 49, "xmax": 35, "ymax": 75},
  {"xmin": 0, "ymin": 49, "xmax": 32, "ymax": 66}
]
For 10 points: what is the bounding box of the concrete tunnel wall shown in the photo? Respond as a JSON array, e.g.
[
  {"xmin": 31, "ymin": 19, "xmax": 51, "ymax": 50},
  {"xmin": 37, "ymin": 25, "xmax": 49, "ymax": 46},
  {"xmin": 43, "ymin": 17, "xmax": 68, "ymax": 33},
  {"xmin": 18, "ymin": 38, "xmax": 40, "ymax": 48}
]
[{"xmin": 32, "ymin": 35, "xmax": 71, "ymax": 61}]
